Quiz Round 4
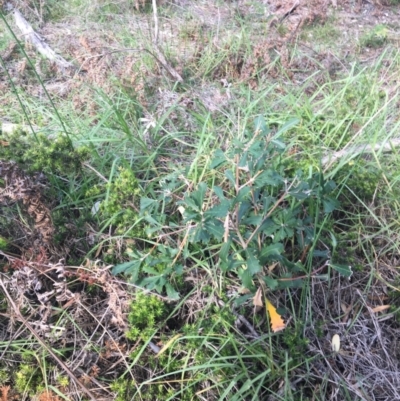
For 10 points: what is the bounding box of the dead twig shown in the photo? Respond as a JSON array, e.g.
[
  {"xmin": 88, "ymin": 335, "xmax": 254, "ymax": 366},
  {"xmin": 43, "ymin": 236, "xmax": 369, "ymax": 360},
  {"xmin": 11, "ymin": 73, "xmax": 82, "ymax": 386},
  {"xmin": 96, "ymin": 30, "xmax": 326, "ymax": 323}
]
[{"xmin": 13, "ymin": 8, "xmax": 74, "ymax": 72}]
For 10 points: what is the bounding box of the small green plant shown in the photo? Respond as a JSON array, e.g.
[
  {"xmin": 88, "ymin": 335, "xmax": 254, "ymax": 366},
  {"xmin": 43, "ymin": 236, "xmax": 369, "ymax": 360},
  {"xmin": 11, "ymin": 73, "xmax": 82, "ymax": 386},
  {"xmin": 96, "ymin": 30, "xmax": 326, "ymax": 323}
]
[
  {"xmin": 14, "ymin": 363, "xmax": 44, "ymax": 397},
  {"xmin": 0, "ymin": 236, "xmax": 8, "ymax": 251},
  {"xmin": 101, "ymin": 166, "xmax": 145, "ymax": 236},
  {"xmin": 359, "ymin": 24, "xmax": 389, "ymax": 49},
  {"xmin": 126, "ymin": 291, "xmax": 167, "ymax": 341},
  {"xmin": 0, "ymin": 129, "xmax": 89, "ymax": 174},
  {"xmin": 114, "ymin": 116, "xmax": 350, "ymax": 296}
]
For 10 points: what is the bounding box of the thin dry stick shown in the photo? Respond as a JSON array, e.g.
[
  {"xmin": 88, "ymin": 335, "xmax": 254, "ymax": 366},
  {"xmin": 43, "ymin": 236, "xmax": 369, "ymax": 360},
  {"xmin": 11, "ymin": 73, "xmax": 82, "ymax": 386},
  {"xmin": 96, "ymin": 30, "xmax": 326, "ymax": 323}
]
[
  {"xmin": 218, "ymin": 300, "xmax": 260, "ymax": 339},
  {"xmin": 149, "ymin": 0, "xmax": 182, "ymax": 82},
  {"xmin": 0, "ymin": 277, "xmax": 98, "ymax": 401},
  {"xmin": 171, "ymin": 225, "xmax": 191, "ymax": 265},
  {"xmin": 152, "ymin": 0, "xmax": 159, "ymax": 44},
  {"xmin": 13, "ymin": 9, "xmax": 74, "ymax": 71}
]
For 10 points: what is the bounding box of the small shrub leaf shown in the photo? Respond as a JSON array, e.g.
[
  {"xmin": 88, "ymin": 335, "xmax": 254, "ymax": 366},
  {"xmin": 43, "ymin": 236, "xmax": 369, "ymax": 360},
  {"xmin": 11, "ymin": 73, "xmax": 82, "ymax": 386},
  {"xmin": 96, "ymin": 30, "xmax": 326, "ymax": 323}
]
[
  {"xmin": 246, "ymin": 250, "xmax": 261, "ymax": 275},
  {"xmin": 275, "ymin": 117, "xmax": 300, "ymax": 137},
  {"xmin": 140, "ymin": 197, "xmax": 157, "ymax": 212},
  {"xmin": 323, "ymin": 197, "xmax": 340, "ymax": 213},
  {"xmin": 165, "ymin": 283, "xmax": 180, "ymax": 300},
  {"xmin": 225, "ymin": 169, "xmax": 236, "ymax": 186},
  {"xmin": 263, "ymin": 276, "xmax": 279, "ymax": 290},
  {"xmin": 330, "ymin": 263, "xmax": 353, "ymax": 277},
  {"xmin": 259, "ymin": 243, "xmax": 284, "ymax": 264},
  {"xmin": 253, "ymin": 115, "xmax": 270, "ymax": 135},
  {"xmin": 204, "ymin": 200, "xmax": 230, "ymax": 218},
  {"xmin": 112, "ymin": 260, "xmax": 141, "ymax": 275},
  {"xmin": 213, "ymin": 185, "xmax": 225, "ymax": 200},
  {"xmin": 210, "ymin": 149, "xmax": 227, "ymax": 169}
]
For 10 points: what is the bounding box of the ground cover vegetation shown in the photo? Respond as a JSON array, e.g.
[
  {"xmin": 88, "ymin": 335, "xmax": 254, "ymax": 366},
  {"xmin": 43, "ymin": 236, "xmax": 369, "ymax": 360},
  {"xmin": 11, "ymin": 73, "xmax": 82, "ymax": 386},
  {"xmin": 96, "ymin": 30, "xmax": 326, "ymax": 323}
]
[{"xmin": 0, "ymin": 0, "xmax": 400, "ymax": 400}]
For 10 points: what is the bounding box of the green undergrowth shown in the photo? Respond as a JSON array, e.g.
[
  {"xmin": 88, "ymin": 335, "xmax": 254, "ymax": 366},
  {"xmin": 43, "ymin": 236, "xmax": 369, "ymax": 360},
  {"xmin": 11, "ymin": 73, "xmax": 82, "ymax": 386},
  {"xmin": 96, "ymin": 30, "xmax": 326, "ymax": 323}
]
[
  {"xmin": 111, "ymin": 289, "xmax": 315, "ymax": 401},
  {"xmin": 1, "ymin": 5, "xmax": 400, "ymax": 399},
  {"xmin": 113, "ymin": 114, "xmax": 350, "ymax": 298}
]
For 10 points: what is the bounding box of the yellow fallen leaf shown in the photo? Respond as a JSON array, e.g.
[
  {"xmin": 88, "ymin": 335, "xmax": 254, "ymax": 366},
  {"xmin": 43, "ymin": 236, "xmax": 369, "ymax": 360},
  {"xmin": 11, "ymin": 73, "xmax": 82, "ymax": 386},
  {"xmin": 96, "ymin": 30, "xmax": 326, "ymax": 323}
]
[{"xmin": 265, "ymin": 297, "xmax": 286, "ymax": 333}]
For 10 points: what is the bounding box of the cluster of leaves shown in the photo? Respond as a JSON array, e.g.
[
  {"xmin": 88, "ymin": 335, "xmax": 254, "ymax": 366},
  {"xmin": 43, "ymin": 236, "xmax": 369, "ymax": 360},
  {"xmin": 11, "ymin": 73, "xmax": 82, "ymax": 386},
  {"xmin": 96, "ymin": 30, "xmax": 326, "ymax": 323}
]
[
  {"xmin": 0, "ymin": 129, "xmax": 88, "ymax": 174},
  {"xmin": 114, "ymin": 116, "xmax": 350, "ymax": 296},
  {"xmin": 181, "ymin": 117, "xmax": 343, "ymax": 290}
]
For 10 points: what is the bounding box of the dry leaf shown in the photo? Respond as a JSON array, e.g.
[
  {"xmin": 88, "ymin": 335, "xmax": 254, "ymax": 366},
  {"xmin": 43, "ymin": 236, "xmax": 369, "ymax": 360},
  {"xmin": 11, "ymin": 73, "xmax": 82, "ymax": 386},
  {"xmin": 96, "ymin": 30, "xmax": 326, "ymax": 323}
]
[
  {"xmin": 341, "ymin": 302, "xmax": 352, "ymax": 323},
  {"xmin": 265, "ymin": 297, "xmax": 286, "ymax": 333},
  {"xmin": 371, "ymin": 305, "xmax": 391, "ymax": 313},
  {"xmin": 267, "ymin": 262, "xmax": 279, "ymax": 273},
  {"xmin": 253, "ymin": 287, "xmax": 263, "ymax": 307}
]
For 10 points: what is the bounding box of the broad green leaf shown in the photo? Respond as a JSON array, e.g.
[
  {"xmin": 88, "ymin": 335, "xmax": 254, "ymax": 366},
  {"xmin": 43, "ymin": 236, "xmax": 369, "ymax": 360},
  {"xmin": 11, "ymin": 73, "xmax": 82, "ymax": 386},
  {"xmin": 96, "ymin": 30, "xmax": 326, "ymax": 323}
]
[
  {"xmin": 204, "ymin": 200, "xmax": 230, "ymax": 218},
  {"xmin": 210, "ymin": 149, "xmax": 227, "ymax": 169},
  {"xmin": 259, "ymin": 243, "xmax": 284, "ymax": 264},
  {"xmin": 242, "ymin": 215, "xmax": 263, "ymax": 226},
  {"xmin": 183, "ymin": 211, "xmax": 201, "ymax": 222},
  {"xmin": 330, "ymin": 231, "xmax": 338, "ymax": 248},
  {"xmin": 259, "ymin": 218, "xmax": 278, "ymax": 236},
  {"xmin": 277, "ymin": 277, "xmax": 304, "ymax": 289},
  {"xmin": 182, "ymin": 197, "xmax": 200, "ymax": 212},
  {"xmin": 312, "ymin": 249, "xmax": 330, "ymax": 258},
  {"xmin": 278, "ymin": 257, "xmax": 305, "ymax": 272},
  {"xmin": 323, "ymin": 197, "xmax": 340, "ymax": 213},
  {"xmin": 192, "ymin": 226, "xmax": 210, "ymax": 243},
  {"xmin": 165, "ymin": 283, "xmax": 180, "ymax": 300},
  {"xmin": 192, "ymin": 182, "xmax": 207, "ymax": 209},
  {"xmin": 236, "ymin": 186, "xmax": 251, "ymax": 202},
  {"xmin": 254, "ymin": 169, "xmax": 283, "ymax": 187},
  {"xmin": 239, "ymin": 269, "xmax": 254, "ymax": 289},
  {"xmin": 204, "ymin": 220, "xmax": 224, "ymax": 240},
  {"xmin": 140, "ymin": 197, "xmax": 157, "ymax": 212},
  {"xmin": 270, "ymin": 138, "xmax": 287, "ymax": 150},
  {"xmin": 174, "ymin": 264, "xmax": 184, "ymax": 275},
  {"xmin": 246, "ymin": 250, "xmax": 261, "ymax": 275},
  {"xmin": 219, "ymin": 240, "xmax": 231, "ymax": 262},
  {"xmin": 213, "ymin": 185, "xmax": 225, "ymax": 200},
  {"xmin": 263, "ymin": 276, "xmax": 279, "ymax": 290},
  {"xmin": 289, "ymin": 182, "xmax": 313, "ymax": 200},
  {"xmin": 238, "ymin": 201, "xmax": 252, "ymax": 222},
  {"xmin": 144, "ymin": 214, "xmax": 163, "ymax": 226},
  {"xmin": 254, "ymin": 115, "xmax": 270, "ymax": 135},
  {"xmin": 225, "ymin": 169, "xmax": 236, "ymax": 186},
  {"xmin": 234, "ymin": 294, "xmax": 253, "ymax": 306},
  {"xmin": 330, "ymin": 263, "xmax": 353, "ymax": 278},
  {"xmin": 112, "ymin": 260, "xmax": 141, "ymax": 275},
  {"xmin": 324, "ymin": 180, "xmax": 337, "ymax": 194}
]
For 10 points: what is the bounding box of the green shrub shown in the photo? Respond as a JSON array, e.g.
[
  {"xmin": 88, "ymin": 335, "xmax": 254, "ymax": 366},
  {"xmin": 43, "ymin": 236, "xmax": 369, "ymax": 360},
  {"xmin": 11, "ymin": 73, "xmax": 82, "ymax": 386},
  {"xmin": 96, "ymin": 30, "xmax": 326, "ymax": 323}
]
[{"xmin": 114, "ymin": 116, "xmax": 349, "ymax": 296}]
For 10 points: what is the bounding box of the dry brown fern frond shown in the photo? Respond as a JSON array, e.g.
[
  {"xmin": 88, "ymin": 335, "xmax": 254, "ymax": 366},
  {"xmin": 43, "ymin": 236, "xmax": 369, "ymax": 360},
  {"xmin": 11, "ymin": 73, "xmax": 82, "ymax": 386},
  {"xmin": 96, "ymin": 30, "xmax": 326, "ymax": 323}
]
[
  {"xmin": 38, "ymin": 390, "xmax": 62, "ymax": 401},
  {"xmin": 0, "ymin": 385, "xmax": 10, "ymax": 401},
  {"xmin": 0, "ymin": 161, "xmax": 54, "ymax": 245}
]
